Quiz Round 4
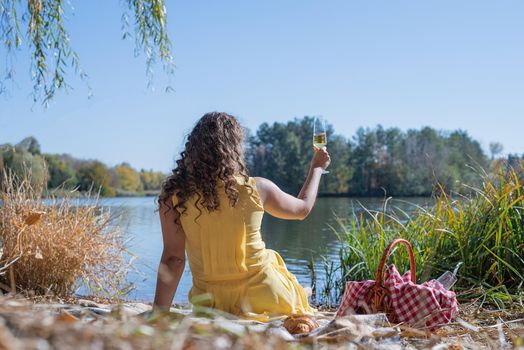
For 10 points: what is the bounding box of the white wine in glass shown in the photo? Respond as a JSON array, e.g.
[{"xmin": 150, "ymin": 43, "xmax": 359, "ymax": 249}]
[{"xmin": 313, "ymin": 116, "xmax": 329, "ymax": 174}]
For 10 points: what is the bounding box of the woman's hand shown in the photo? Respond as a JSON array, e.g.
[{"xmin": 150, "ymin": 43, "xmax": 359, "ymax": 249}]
[{"xmin": 311, "ymin": 147, "xmax": 331, "ymax": 171}]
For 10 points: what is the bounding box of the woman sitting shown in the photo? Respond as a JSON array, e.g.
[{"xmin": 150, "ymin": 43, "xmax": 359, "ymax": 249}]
[{"xmin": 153, "ymin": 112, "xmax": 330, "ymax": 321}]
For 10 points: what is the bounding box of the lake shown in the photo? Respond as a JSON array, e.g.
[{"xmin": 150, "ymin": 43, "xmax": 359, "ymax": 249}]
[{"xmin": 98, "ymin": 196, "xmax": 431, "ymax": 304}]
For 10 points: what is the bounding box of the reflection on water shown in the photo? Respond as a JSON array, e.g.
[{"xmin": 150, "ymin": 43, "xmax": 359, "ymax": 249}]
[{"xmin": 97, "ymin": 196, "xmax": 430, "ymax": 303}]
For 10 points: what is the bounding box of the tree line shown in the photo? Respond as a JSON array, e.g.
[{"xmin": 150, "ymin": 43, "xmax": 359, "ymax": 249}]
[
  {"xmin": 0, "ymin": 137, "xmax": 165, "ymax": 196},
  {"xmin": 246, "ymin": 117, "xmax": 522, "ymax": 196},
  {"xmin": 2, "ymin": 118, "xmax": 523, "ymax": 197}
]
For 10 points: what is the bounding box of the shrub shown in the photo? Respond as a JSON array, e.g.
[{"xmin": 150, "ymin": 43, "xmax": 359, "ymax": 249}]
[{"xmin": 0, "ymin": 170, "xmax": 130, "ymax": 297}]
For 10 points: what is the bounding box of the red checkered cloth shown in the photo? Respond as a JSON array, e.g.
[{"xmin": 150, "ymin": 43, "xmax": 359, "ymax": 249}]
[{"xmin": 336, "ymin": 265, "xmax": 458, "ymax": 330}]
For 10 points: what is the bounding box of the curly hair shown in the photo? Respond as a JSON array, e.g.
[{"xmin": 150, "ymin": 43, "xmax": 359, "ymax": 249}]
[{"xmin": 158, "ymin": 112, "xmax": 250, "ymax": 221}]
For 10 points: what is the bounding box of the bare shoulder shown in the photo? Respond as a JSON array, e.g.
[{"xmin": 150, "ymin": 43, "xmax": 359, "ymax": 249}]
[
  {"xmin": 253, "ymin": 177, "xmax": 277, "ymax": 203},
  {"xmin": 253, "ymin": 176, "xmax": 274, "ymax": 189}
]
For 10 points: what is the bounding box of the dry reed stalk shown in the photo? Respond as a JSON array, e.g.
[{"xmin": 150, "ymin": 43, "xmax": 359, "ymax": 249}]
[{"xmin": 8, "ymin": 266, "xmax": 15, "ymax": 294}]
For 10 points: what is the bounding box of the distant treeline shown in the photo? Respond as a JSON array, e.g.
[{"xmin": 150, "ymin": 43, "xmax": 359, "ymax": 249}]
[
  {"xmin": 246, "ymin": 117, "xmax": 524, "ymax": 196},
  {"xmin": 0, "ymin": 137, "xmax": 165, "ymax": 196},
  {"xmin": 2, "ymin": 117, "xmax": 523, "ymax": 197}
]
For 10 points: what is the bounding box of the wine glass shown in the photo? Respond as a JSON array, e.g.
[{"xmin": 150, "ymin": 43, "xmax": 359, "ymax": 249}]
[{"xmin": 313, "ymin": 116, "xmax": 329, "ymax": 174}]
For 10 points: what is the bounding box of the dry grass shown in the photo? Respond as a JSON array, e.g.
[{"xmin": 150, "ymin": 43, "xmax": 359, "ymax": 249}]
[
  {"xmin": 0, "ymin": 170, "xmax": 130, "ymax": 298},
  {"xmin": 0, "ymin": 296, "xmax": 522, "ymax": 349}
]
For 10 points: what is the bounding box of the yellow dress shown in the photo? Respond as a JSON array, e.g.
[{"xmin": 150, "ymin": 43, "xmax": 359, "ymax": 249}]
[{"xmin": 173, "ymin": 176, "xmax": 314, "ymax": 321}]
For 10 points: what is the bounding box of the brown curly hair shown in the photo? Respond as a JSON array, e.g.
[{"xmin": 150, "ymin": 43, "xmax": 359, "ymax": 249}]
[{"xmin": 158, "ymin": 112, "xmax": 250, "ymax": 220}]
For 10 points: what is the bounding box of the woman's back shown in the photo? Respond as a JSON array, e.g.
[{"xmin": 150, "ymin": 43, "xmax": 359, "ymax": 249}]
[
  {"xmin": 179, "ymin": 176, "xmax": 266, "ymax": 283},
  {"xmin": 176, "ymin": 176, "xmax": 314, "ymax": 320}
]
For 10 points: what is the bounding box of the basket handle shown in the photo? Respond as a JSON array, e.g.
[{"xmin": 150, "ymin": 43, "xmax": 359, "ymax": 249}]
[
  {"xmin": 374, "ymin": 239, "xmax": 416, "ymax": 287},
  {"xmin": 370, "ymin": 239, "xmax": 417, "ymax": 317}
]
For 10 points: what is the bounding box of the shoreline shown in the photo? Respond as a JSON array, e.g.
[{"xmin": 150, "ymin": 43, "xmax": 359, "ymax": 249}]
[{"xmin": 70, "ymin": 193, "xmax": 434, "ymax": 199}]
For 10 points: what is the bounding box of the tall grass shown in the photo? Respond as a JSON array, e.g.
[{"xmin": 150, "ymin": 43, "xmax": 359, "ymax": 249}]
[
  {"xmin": 316, "ymin": 165, "xmax": 524, "ymax": 308},
  {"xmin": 0, "ymin": 170, "xmax": 131, "ymax": 298}
]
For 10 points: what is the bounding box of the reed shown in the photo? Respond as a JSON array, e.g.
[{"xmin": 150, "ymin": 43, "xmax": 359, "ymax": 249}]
[
  {"xmin": 316, "ymin": 164, "xmax": 524, "ymax": 308},
  {"xmin": 0, "ymin": 169, "xmax": 130, "ymax": 298}
]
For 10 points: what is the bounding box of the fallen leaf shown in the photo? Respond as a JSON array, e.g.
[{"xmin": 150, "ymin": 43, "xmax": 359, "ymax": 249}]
[
  {"xmin": 56, "ymin": 311, "xmax": 79, "ymax": 324},
  {"xmin": 24, "ymin": 211, "xmax": 45, "ymax": 226}
]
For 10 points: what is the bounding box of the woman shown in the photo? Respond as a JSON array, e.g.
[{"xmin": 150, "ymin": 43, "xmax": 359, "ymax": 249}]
[{"xmin": 153, "ymin": 112, "xmax": 330, "ymax": 320}]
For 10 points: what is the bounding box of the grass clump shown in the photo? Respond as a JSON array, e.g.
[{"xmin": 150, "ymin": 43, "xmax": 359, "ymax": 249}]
[
  {"xmin": 0, "ymin": 170, "xmax": 130, "ymax": 298},
  {"xmin": 318, "ymin": 165, "xmax": 524, "ymax": 308}
]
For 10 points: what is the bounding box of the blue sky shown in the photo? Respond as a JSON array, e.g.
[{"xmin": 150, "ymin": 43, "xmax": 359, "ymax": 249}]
[{"xmin": 0, "ymin": 0, "xmax": 523, "ymax": 171}]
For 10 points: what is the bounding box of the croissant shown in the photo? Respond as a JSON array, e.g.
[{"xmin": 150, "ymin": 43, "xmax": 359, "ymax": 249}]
[{"xmin": 283, "ymin": 315, "xmax": 319, "ymax": 335}]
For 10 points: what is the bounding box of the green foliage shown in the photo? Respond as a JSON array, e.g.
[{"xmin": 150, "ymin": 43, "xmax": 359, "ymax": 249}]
[
  {"xmin": 348, "ymin": 126, "xmax": 490, "ymax": 196},
  {"xmin": 247, "ymin": 117, "xmax": 337, "ymax": 194},
  {"xmin": 44, "ymin": 154, "xmax": 77, "ymax": 188},
  {"xmin": 113, "ymin": 163, "xmax": 143, "ymax": 194},
  {"xmin": 250, "ymin": 122, "xmax": 303, "ymax": 193},
  {"xmin": 489, "ymin": 142, "xmax": 504, "ymax": 160},
  {"xmin": 0, "ymin": 0, "xmax": 173, "ymax": 105},
  {"xmin": 15, "ymin": 137, "xmax": 41, "ymax": 155},
  {"xmin": 247, "ymin": 118, "xmax": 490, "ymax": 196},
  {"xmin": 320, "ymin": 135, "xmax": 352, "ymax": 194},
  {"xmin": 318, "ymin": 165, "xmax": 524, "ymax": 308},
  {"xmin": 121, "ymin": 0, "xmax": 174, "ymax": 85},
  {"xmin": 1, "ymin": 137, "xmax": 166, "ymax": 196},
  {"xmin": 0, "ymin": 144, "xmax": 47, "ymax": 188},
  {"xmin": 140, "ymin": 169, "xmax": 165, "ymax": 191},
  {"xmin": 12, "ymin": 152, "xmax": 47, "ymax": 188},
  {"xmin": 77, "ymin": 161, "xmax": 116, "ymax": 197}
]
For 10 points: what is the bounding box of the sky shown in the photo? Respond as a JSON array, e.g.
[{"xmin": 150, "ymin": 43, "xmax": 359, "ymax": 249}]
[{"xmin": 0, "ymin": 0, "xmax": 523, "ymax": 172}]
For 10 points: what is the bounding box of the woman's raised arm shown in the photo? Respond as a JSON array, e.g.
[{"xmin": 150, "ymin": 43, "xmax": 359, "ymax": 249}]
[
  {"xmin": 153, "ymin": 200, "xmax": 186, "ymax": 311},
  {"xmin": 255, "ymin": 147, "xmax": 331, "ymax": 220}
]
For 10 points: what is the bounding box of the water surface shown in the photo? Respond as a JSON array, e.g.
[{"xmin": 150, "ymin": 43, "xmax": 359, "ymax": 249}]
[{"xmin": 98, "ymin": 196, "xmax": 430, "ymax": 303}]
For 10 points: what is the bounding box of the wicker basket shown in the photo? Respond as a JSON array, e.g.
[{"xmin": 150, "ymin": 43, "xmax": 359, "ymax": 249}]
[{"xmin": 364, "ymin": 238, "xmax": 416, "ymax": 323}]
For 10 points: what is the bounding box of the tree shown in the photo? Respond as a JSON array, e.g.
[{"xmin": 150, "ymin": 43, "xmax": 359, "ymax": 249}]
[
  {"xmin": 370, "ymin": 127, "xmax": 489, "ymax": 195},
  {"xmin": 398, "ymin": 127, "xmax": 448, "ymax": 196},
  {"xmin": 0, "ymin": 136, "xmax": 171, "ymax": 195},
  {"xmin": 321, "ymin": 135, "xmax": 352, "ymax": 194},
  {"xmin": 15, "ymin": 137, "xmax": 41, "ymax": 155},
  {"xmin": 0, "ymin": 143, "xmax": 47, "ymax": 188},
  {"xmin": 44, "ymin": 154, "xmax": 77, "ymax": 188},
  {"xmin": 445, "ymin": 130, "xmax": 489, "ymax": 190},
  {"xmin": 0, "ymin": 0, "xmax": 174, "ymax": 105},
  {"xmin": 9, "ymin": 150, "xmax": 47, "ymax": 188},
  {"xmin": 0, "ymin": 144, "xmax": 9, "ymax": 175},
  {"xmin": 140, "ymin": 169, "xmax": 165, "ymax": 191},
  {"xmin": 489, "ymin": 142, "xmax": 504, "ymax": 160},
  {"xmin": 351, "ymin": 127, "xmax": 379, "ymax": 195},
  {"xmin": 113, "ymin": 163, "xmax": 143, "ymax": 193},
  {"xmin": 248, "ymin": 117, "xmax": 322, "ymax": 194},
  {"xmin": 378, "ymin": 127, "xmax": 405, "ymax": 195},
  {"xmin": 77, "ymin": 161, "xmax": 115, "ymax": 196}
]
